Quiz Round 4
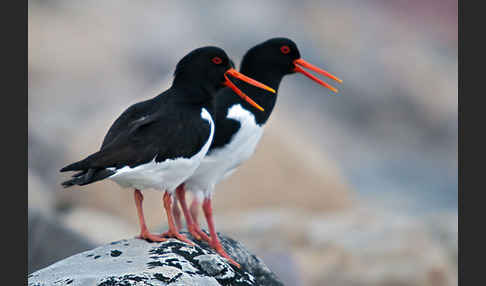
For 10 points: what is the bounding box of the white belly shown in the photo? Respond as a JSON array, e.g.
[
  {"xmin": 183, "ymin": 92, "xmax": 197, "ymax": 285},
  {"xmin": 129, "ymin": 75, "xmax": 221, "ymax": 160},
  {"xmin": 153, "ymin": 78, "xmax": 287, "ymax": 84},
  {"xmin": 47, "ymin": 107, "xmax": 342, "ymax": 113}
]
[
  {"xmin": 185, "ymin": 104, "xmax": 263, "ymax": 196},
  {"xmin": 108, "ymin": 108, "xmax": 215, "ymax": 193}
]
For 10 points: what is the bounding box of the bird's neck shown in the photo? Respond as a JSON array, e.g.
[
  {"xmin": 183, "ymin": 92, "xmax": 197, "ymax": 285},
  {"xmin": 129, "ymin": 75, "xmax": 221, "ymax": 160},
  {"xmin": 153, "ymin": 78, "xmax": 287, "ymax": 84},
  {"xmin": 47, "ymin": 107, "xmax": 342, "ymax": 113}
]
[
  {"xmin": 236, "ymin": 65, "xmax": 285, "ymax": 125},
  {"xmin": 240, "ymin": 63, "xmax": 284, "ymax": 92},
  {"xmin": 170, "ymin": 80, "xmax": 216, "ymax": 106}
]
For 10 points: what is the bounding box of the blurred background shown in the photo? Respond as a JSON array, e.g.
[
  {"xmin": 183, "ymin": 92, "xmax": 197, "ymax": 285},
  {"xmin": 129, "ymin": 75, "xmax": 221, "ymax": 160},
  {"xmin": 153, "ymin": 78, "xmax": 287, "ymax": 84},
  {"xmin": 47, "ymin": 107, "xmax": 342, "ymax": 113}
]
[{"xmin": 28, "ymin": 0, "xmax": 457, "ymax": 285}]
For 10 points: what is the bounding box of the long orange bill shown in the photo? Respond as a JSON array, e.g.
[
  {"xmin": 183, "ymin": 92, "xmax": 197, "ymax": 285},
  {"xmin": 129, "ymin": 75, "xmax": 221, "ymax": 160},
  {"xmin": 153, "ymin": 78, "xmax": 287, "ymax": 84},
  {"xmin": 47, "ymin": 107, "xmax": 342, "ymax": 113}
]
[
  {"xmin": 293, "ymin": 58, "xmax": 342, "ymax": 94},
  {"xmin": 224, "ymin": 68, "xmax": 276, "ymax": 111},
  {"xmin": 226, "ymin": 69, "xmax": 276, "ymax": 94}
]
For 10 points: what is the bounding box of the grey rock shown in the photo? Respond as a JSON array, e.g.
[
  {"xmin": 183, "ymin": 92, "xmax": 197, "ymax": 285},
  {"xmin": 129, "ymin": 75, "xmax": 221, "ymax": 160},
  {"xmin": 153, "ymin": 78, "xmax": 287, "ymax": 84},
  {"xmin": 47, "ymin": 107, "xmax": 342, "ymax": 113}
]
[
  {"xmin": 28, "ymin": 233, "xmax": 284, "ymax": 286},
  {"xmin": 193, "ymin": 255, "xmax": 228, "ymax": 277}
]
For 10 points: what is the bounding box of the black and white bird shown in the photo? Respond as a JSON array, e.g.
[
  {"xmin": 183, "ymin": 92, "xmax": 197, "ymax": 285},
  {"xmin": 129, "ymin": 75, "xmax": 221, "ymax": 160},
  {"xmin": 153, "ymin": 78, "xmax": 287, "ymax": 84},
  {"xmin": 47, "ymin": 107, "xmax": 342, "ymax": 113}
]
[
  {"xmin": 171, "ymin": 38, "xmax": 342, "ymax": 264},
  {"xmin": 59, "ymin": 46, "xmax": 275, "ymax": 255}
]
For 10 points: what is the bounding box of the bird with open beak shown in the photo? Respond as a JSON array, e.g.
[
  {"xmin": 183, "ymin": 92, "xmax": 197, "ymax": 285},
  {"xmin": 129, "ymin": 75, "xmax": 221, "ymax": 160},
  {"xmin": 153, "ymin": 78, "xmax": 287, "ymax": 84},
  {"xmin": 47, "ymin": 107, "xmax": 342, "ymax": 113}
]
[{"xmin": 172, "ymin": 38, "xmax": 342, "ymax": 267}]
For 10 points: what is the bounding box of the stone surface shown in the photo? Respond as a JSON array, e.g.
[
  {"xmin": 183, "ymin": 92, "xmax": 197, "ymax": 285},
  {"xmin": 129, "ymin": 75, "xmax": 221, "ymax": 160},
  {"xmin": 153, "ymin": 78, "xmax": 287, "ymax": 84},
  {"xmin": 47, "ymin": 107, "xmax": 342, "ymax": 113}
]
[{"xmin": 28, "ymin": 233, "xmax": 283, "ymax": 286}]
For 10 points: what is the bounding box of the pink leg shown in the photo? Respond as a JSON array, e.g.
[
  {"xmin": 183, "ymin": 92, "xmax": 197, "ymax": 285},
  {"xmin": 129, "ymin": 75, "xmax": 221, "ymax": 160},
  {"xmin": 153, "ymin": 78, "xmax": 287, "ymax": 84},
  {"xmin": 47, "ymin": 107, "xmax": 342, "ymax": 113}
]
[
  {"xmin": 190, "ymin": 196, "xmax": 200, "ymax": 225},
  {"xmin": 202, "ymin": 197, "xmax": 240, "ymax": 268},
  {"xmin": 134, "ymin": 189, "xmax": 167, "ymax": 242},
  {"xmin": 176, "ymin": 185, "xmax": 210, "ymax": 242},
  {"xmin": 172, "ymin": 195, "xmax": 183, "ymax": 231},
  {"xmin": 160, "ymin": 191, "xmax": 194, "ymax": 245}
]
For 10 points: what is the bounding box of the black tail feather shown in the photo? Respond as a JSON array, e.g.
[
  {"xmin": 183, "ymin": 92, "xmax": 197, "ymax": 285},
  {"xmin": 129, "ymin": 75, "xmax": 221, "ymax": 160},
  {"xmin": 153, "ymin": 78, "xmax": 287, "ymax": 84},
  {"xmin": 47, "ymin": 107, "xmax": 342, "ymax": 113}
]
[
  {"xmin": 61, "ymin": 168, "xmax": 116, "ymax": 188},
  {"xmin": 60, "ymin": 160, "xmax": 90, "ymax": 172}
]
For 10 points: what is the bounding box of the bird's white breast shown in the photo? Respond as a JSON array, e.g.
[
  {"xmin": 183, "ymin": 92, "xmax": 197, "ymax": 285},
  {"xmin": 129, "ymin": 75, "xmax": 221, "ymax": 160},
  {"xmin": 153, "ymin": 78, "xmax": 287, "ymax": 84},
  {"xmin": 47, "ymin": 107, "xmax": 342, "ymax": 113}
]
[
  {"xmin": 108, "ymin": 108, "xmax": 214, "ymax": 193},
  {"xmin": 184, "ymin": 104, "xmax": 263, "ymax": 195}
]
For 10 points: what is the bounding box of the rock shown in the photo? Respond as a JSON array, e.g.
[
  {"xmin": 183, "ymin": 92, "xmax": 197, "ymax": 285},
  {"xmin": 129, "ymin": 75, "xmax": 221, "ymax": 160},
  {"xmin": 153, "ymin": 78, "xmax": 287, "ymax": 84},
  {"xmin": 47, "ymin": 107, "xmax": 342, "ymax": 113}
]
[{"xmin": 28, "ymin": 233, "xmax": 284, "ymax": 286}]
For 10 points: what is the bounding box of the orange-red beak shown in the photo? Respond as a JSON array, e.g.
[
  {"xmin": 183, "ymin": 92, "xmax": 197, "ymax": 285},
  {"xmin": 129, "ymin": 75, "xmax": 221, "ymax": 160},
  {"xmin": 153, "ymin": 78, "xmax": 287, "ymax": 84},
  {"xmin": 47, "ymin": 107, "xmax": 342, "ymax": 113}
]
[
  {"xmin": 293, "ymin": 59, "xmax": 342, "ymax": 94},
  {"xmin": 224, "ymin": 68, "xmax": 276, "ymax": 111}
]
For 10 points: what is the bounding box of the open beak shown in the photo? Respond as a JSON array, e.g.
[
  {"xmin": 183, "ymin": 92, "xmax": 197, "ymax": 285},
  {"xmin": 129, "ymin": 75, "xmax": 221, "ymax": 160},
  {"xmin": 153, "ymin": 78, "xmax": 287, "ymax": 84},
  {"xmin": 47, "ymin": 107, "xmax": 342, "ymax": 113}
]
[
  {"xmin": 293, "ymin": 59, "xmax": 342, "ymax": 94},
  {"xmin": 224, "ymin": 68, "xmax": 276, "ymax": 111}
]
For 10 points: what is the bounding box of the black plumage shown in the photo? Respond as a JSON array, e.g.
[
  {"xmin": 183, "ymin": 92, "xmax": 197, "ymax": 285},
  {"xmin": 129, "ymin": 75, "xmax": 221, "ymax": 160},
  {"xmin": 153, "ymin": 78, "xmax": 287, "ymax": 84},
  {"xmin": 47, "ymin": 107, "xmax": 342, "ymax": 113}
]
[
  {"xmin": 209, "ymin": 38, "xmax": 301, "ymax": 151},
  {"xmin": 208, "ymin": 37, "xmax": 342, "ymax": 153},
  {"xmin": 60, "ymin": 46, "xmax": 235, "ymax": 187}
]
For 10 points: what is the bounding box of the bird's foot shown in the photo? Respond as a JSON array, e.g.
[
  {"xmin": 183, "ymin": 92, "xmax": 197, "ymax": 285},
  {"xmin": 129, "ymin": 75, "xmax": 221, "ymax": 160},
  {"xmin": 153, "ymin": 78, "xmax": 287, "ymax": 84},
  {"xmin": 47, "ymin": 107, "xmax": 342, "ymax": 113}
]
[
  {"xmin": 210, "ymin": 241, "xmax": 241, "ymax": 268},
  {"xmin": 187, "ymin": 224, "xmax": 211, "ymax": 242},
  {"xmin": 137, "ymin": 231, "xmax": 167, "ymax": 243},
  {"xmin": 160, "ymin": 230, "xmax": 195, "ymax": 246}
]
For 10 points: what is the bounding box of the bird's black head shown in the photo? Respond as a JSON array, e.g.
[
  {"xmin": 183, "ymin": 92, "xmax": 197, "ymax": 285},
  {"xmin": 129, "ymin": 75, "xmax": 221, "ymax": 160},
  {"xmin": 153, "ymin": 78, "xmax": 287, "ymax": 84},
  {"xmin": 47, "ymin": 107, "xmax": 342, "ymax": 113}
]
[
  {"xmin": 241, "ymin": 38, "xmax": 301, "ymax": 76},
  {"xmin": 173, "ymin": 46, "xmax": 275, "ymax": 110},
  {"xmin": 173, "ymin": 46, "xmax": 234, "ymax": 94},
  {"xmin": 241, "ymin": 37, "xmax": 342, "ymax": 93}
]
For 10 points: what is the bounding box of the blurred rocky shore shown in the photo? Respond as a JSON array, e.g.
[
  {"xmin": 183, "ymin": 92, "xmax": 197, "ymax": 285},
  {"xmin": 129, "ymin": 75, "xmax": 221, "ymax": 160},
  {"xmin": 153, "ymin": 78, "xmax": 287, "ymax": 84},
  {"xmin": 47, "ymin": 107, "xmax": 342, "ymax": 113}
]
[{"xmin": 29, "ymin": 179, "xmax": 457, "ymax": 286}]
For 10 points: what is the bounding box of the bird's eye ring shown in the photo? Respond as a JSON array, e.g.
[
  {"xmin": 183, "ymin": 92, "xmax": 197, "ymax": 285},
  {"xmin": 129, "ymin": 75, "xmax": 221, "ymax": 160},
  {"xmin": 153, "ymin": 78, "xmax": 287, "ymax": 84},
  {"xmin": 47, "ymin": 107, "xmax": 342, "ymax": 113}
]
[
  {"xmin": 280, "ymin": 45, "xmax": 291, "ymax": 54},
  {"xmin": 211, "ymin": 57, "xmax": 223, "ymax": 64}
]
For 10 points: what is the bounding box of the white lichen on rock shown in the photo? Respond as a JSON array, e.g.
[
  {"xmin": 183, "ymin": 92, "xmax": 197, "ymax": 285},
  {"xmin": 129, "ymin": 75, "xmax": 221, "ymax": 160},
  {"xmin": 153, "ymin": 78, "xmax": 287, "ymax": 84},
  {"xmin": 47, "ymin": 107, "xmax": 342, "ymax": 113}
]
[{"xmin": 28, "ymin": 233, "xmax": 283, "ymax": 286}]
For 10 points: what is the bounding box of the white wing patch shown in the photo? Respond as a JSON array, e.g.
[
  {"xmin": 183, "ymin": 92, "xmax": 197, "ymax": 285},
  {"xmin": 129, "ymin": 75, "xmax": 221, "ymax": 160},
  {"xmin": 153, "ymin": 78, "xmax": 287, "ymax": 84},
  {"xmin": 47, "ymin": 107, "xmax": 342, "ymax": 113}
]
[{"xmin": 184, "ymin": 104, "xmax": 263, "ymax": 195}]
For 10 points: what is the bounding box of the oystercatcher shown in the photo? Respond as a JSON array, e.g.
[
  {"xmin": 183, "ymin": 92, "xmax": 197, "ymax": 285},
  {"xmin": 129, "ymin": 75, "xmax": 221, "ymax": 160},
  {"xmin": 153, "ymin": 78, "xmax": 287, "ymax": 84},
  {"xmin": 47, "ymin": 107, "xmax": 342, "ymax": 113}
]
[
  {"xmin": 172, "ymin": 38, "xmax": 342, "ymax": 265},
  {"xmin": 59, "ymin": 46, "xmax": 275, "ymax": 247}
]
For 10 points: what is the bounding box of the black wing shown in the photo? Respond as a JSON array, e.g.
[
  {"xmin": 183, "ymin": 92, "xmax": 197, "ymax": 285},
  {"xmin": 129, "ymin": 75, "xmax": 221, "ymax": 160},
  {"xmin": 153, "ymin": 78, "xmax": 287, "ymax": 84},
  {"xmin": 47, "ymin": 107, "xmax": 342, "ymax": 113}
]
[
  {"xmin": 61, "ymin": 105, "xmax": 212, "ymax": 172},
  {"xmin": 100, "ymin": 98, "xmax": 157, "ymax": 150}
]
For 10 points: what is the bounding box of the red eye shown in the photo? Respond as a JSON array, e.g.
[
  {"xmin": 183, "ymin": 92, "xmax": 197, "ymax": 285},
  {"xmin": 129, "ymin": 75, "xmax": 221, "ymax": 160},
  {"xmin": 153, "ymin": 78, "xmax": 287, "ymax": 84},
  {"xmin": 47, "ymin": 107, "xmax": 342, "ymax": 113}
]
[
  {"xmin": 211, "ymin": 57, "xmax": 223, "ymax": 64},
  {"xmin": 280, "ymin": 45, "xmax": 290, "ymax": 54}
]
